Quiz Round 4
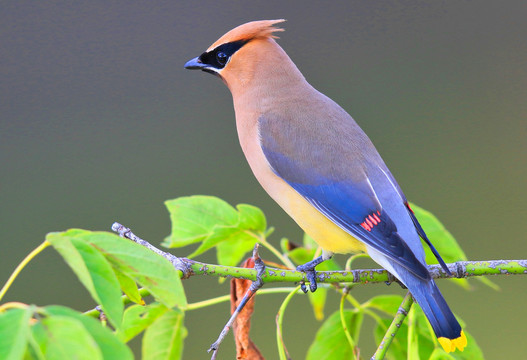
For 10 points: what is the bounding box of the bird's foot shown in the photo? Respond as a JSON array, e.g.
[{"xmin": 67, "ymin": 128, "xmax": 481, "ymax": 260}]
[
  {"xmin": 296, "ymin": 255, "xmax": 327, "ymax": 293},
  {"xmin": 298, "ymin": 267, "xmax": 317, "ymax": 293}
]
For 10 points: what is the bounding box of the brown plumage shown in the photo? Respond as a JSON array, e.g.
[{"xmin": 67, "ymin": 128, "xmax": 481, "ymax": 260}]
[{"xmin": 207, "ymin": 19, "xmax": 285, "ymax": 51}]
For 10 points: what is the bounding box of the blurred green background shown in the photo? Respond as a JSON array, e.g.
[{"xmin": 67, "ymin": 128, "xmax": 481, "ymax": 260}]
[{"xmin": 1, "ymin": 1, "xmax": 526, "ymax": 358}]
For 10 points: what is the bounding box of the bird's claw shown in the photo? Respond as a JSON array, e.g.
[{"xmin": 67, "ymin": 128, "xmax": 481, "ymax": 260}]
[
  {"xmin": 297, "ymin": 255, "xmax": 327, "ymax": 293},
  {"xmin": 298, "ymin": 267, "xmax": 318, "ymax": 293},
  {"xmin": 300, "ymin": 280, "xmax": 308, "ymax": 293},
  {"xmin": 306, "ymin": 269, "xmax": 318, "ymax": 292}
]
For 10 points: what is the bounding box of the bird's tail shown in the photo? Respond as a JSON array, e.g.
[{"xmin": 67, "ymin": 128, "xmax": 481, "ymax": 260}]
[{"xmin": 411, "ymin": 280, "xmax": 467, "ymax": 353}]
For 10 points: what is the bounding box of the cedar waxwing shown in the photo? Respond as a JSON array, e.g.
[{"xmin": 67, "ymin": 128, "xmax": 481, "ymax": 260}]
[{"xmin": 185, "ymin": 20, "xmax": 467, "ymax": 353}]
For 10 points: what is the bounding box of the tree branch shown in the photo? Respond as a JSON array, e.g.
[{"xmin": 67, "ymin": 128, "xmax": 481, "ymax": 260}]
[
  {"xmin": 371, "ymin": 291, "xmax": 414, "ymax": 360},
  {"xmin": 112, "ymin": 222, "xmax": 527, "ymax": 286},
  {"xmin": 109, "ymin": 223, "xmax": 525, "ymax": 359},
  {"xmin": 190, "ymin": 259, "xmax": 527, "ymax": 286}
]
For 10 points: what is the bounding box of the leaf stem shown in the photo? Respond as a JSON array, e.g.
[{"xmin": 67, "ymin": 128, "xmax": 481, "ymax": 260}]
[
  {"xmin": 339, "ymin": 289, "xmax": 357, "ymax": 356},
  {"xmin": 0, "ymin": 301, "xmax": 29, "ymax": 312},
  {"xmin": 0, "ymin": 240, "xmax": 50, "ymax": 302},
  {"xmin": 344, "ymin": 253, "xmax": 370, "ymax": 271},
  {"xmin": 186, "ymin": 287, "xmax": 301, "ymax": 311},
  {"xmin": 340, "ymin": 288, "xmax": 362, "ymax": 309},
  {"xmin": 407, "ymin": 304, "xmax": 420, "ymax": 359},
  {"xmin": 257, "ymin": 234, "xmax": 295, "ymax": 269},
  {"xmin": 363, "ymin": 308, "xmax": 384, "ymax": 327},
  {"xmin": 371, "ymin": 291, "xmax": 414, "ymax": 360},
  {"xmin": 276, "ymin": 286, "xmax": 300, "ymax": 360}
]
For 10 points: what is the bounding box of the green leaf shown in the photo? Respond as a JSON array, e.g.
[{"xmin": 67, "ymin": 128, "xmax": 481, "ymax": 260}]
[
  {"xmin": 48, "ymin": 230, "xmax": 187, "ymax": 309},
  {"xmin": 364, "ymin": 295, "xmax": 404, "ymax": 316},
  {"xmin": 191, "ymin": 224, "xmax": 254, "ymax": 261},
  {"xmin": 38, "ymin": 316, "xmax": 103, "ymax": 360},
  {"xmin": 306, "ymin": 310, "xmax": 358, "ymax": 360},
  {"xmin": 279, "ymin": 237, "xmax": 291, "ymax": 253},
  {"xmin": 0, "ymin": 308, "xmax": 31, "ymax": 360},
  {"xmin": 429, "ymin": 348, "xmax": 457, "ymax": 360},
  {"xmin": 237, "ymin": 204, "xmax": 267, "ymax": 233},
  {"xmin": 27, "ymin": 320, "xmax": 50, "ymax": 359},
  {"xmin": 308, "ymin": 288, "xmax": 328, "ymax": 321},
  {"xmin": 43, "ymin": 306, "xmax": 133, "ymax": 360},
  {"xmin": 114, "ymin": 271, "xmax": 143, "ymax": 305},
  {"xmin": 188, "ymin": 204, "xmax": 265, "ymax": 262},
  {"xmin": 303, "ymin": 233, "xmax": 318, "ymax": 249},
  {"xmin": 87, "ymin": 233, "xmax": 187, "ymax": 309},
  {"xmin": 407, "ymin": 307, "xmax": 420, "ymax": 360},
  {"xmin": 164, "ymin": 196, "xmax": 267, "ymax": 266},
  {"xmin": 287, "ymin": 247, "xmax": 340, "ymax": 272},
  {"xmin": 142, "ymin": 308, "xmax": 187, "ymax": 360},
  {"xmin": 215, "ymin": 205, "xmax": 265, "ymax": 266},
  {"xmin": 46, "ymin": 233, "xmax": 94, "ymax": 299},
  {"xmin": 164, "ymin": 195, "xmax": 238, "ymax": 247},
  {"xmin": 70, "ymin": 238, "xmax": 124, "ymax": 330},
  {"xmin": 116, "ymin": 303, "xmax": 169, "ymax": 342},
  {"xmin": 412, "ymin": 305, "xmax": 445, "ymax": 359},
  {"xmin": 410, "ymin": 203, "xmax": 498, "ymax": 290},
  {"xmin": 47, "ymin": 234, "xmax": 124, "ymax": 329},
  {"xmin": 215, "ymin": 232, "xmax": 257, "ymax": 266},
  {"xmin": 288, "ymin": 247, "xmax": 315, "ymax": 265}
]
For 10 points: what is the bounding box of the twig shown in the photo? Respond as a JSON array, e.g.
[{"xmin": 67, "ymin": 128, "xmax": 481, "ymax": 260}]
[
  {"xmin": 110, "ymin": 223, "xmax": 527, "ymax": 287},
  {"xmin": 111, "ymin": 222, "xmax": 193, "ymax": 278},
  {"xmin": 208, "ymin": 244, "xmax": 266, "ymax": 360},
  {"xmin": 196, "ymin": 259, "xmax": 527, "ymax": 284},
  {"xmin": 371, "ymin": 292, "xmax": 414, "ymax": 360}
]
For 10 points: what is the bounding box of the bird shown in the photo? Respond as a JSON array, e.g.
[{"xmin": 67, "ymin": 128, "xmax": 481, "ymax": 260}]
[{"xmin": 185, "ymin": 19, "xmax": 467, "ymax": 353}]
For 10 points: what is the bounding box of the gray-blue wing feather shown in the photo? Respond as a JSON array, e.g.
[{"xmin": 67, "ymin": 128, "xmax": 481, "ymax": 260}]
[{"xmin": 258, "ymin": 111, "xmax": 431, "ymax": 279}]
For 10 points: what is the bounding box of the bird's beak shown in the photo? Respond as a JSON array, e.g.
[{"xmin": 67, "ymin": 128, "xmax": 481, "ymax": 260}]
[{"xmin": 184, "ymin": 56, "xmax": 206, "ymax": 70}]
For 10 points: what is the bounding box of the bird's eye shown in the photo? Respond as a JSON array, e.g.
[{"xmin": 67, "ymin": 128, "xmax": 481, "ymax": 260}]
[{"xmin": 216, "ymin": 51, "xmax": 228, "ymax": 66}]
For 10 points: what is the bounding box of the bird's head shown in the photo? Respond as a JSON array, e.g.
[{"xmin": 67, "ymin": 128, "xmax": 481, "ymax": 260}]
[{"xmin": 184, "ymin": 20, "xmax": 290, "ymax": 90}]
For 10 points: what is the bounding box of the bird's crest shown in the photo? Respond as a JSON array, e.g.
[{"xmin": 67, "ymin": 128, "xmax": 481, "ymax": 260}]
[{"xmin": 207, "ymin": 19, "xmax": 285, "ymax": 51}]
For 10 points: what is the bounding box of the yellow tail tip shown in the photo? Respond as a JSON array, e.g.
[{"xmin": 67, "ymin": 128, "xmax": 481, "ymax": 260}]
[{"xmin": 438, "ymin": 330, "xmax": 467, "ymax": 352}]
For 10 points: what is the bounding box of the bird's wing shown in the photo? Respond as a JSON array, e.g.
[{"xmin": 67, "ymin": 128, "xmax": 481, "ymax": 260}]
[
  {"xmin": 374, "ymin": 164, "xmax": 451, "ymax": 274},
  {"xmin": 258, "ymin": 113, "xmax": 431, "ymax": 280}
]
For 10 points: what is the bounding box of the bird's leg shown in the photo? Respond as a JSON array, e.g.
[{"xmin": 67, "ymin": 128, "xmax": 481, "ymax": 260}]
[{"xmin": 296, "ymin": 250, "xmax": 333, "ymax": 293}]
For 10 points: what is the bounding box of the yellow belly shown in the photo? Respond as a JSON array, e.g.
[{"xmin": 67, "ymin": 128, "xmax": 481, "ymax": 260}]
[
  {"xmin": 237, "ymin": 117, "xmax": 366, "ymax": 255},
  {"xmin": 283, "ymin": 189, "xmax": 366, "ymax": 254}
]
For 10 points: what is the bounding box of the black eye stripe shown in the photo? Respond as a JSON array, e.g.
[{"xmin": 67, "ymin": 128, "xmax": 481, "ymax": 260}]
[{"xmin": 198, "ymin": 39, "xmax": 248, "ymax": 70}]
